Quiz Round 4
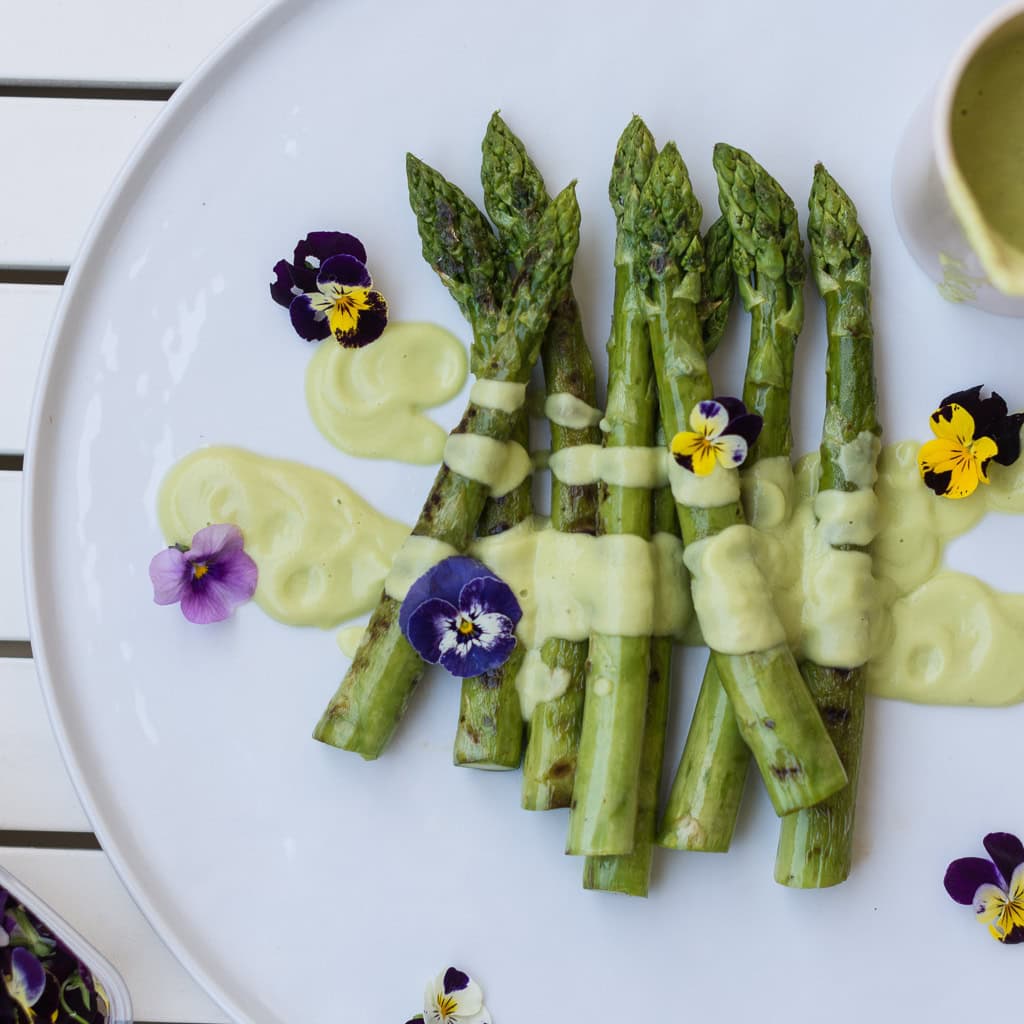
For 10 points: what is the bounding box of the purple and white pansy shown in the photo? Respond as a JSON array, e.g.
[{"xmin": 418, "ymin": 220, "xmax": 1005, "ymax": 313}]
[
  {"xmin": 271, "ymin": 230, "xmax": 389, "ymax": 347},
  {"xmin": 149, "ymin": 523, "xmax": 258, "ymax": 625},
  {"xmin": 405, "ymin": 967, "xmax": 492, "ymax": 1024},
  {"xmin": 944, "ymin": 831, "xmax": 1024, "ymax": 944},
  {"xmin": 399, "ymin": 557, "xmax": 521, "ymax": 678},
  {"xmin": 669, "ymin": 396, "xmax": 763, "ymax": 476}
]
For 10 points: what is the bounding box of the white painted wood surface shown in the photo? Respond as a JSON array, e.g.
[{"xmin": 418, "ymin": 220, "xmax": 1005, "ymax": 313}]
[
  {"xmin": 1, "ymin": 3, "xmax": 269, "ymax": 1020},
  {"xmin": 0, "ymin": 0, "xmax": 267, "ymax": 88}
]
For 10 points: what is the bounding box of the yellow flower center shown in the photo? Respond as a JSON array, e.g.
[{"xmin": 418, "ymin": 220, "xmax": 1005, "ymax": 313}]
[
  {"xmin": 328, "ymin": 288, "xmax": 373, "ymax": 338},
  {"xmin": 435, "ymin": 993, "xmax": 458, "ymax": 1018},
  {"xmin": 992, "ymin": 891, "xmax": 1024, "ymax": 939},
  {"xmin": 456, "ymin": 614, "xmax": 475, "ymax": 636},
  {"xmin": 192, "ymin": 563, "xmax": 209, "ymax": 580}
]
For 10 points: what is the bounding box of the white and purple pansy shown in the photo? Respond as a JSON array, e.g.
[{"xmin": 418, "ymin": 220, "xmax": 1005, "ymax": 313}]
[
  {"xmin": 3, "ymin": 946, "xmax": 46, "ymax": 1016},
  {"xmin": 404, "ymin": 967, "xmax": 492, "ymax": 1024},
  {"xmin": 944, "ymin": 831, "xmax": 1024, "ymax": 944},
  {"xmin": 270, "ymin": 230, "xmax": 389, "ymax": 347},
  {"xmin": 399, "ymin": 557, "xmax": 521, "ymax": 678},
  {"xmin": 669, "ymin": 396, "xmax": 763, "ymax": 476},
  {"xmin": 149, "ymin": 523, "xmax": 258, "ymax": 625}
]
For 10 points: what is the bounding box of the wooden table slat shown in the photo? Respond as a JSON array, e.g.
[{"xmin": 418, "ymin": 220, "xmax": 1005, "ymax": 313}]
[
  {"xmin": 0, "ymin": 0, "xmax": 267, "ymax": 88},
  {"xmin": 0, "ymin": 98, "xmax": 163, "ymax": 268}
]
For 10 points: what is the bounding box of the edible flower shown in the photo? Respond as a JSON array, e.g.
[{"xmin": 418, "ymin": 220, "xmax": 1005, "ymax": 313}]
[
  {"xmin": 399, "ymin": 557, "xmax": 521, "ymax": 678},
  {"xmin": 404, "ymin": 967, "xmax": 492, "ymax": 1024},
  {"xmin": 270, "ymin": 231, "xmax": 388, "ymax": 347},
  {"xmin": 670, "ymin": 396, "xmax": 763, "ymax": 476},
  {"xmin": 918, "ymin": 386, "xmax": 1024, "ymax": 499},
  {"xmin": 3, "ymin": 947, "xmax": 46, "ymax": 1017},
  {"xmin": 944, "ymin": 831, "xmax": 1024, "ymax": 944},
  {"xmin": 149, "ymin": 523, "xmax": 258, "ymax": 625}
]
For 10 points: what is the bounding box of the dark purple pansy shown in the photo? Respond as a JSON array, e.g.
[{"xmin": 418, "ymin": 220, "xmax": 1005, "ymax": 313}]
[
  {"xmin": 270, "ymin": 231, "xmax": 388, "ymax": 347},
  {"xmin": 400, "ymin": 557, "xmax": 521, "ymax": 678},
  {"xmin": 149, "ymin": 523, "xmax": 258, "ymax": 625},
  {"xmin": 944, "ymin": 831, "xmax": 1024, "ymax": 944}
]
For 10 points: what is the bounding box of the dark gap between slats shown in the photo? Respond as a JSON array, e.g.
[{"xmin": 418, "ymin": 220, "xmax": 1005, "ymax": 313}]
[
  {"xmin": 0, "ymin": 641, "xmax": 32, "ymax": 659},
  {"xmin": 0, "ymin": 455, "xmax": 24, "ymax": 472},
  {"xmin": 0, "ymin": 84, "xmax": 175, "ymax": 102},
  {"xmin": 0, "ymin": 831, "xmax": 100, "ymax": 850},
  {"xmin": 0, "ymin": 269, "xmax": 67, "ymax": 286}
]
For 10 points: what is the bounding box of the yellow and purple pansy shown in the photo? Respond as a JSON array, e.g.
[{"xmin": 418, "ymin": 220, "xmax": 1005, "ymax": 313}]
[
  {"xmin": 270, "ymin": 231, "xmax": 388, "ymax": 347},
  {"xmin": 399, "ymin": 557, "xmax": 521, "ymax": 678},
  {"xmin": 670, "ymin": 396, "xmax": 763, "ymax": 476},
  {"xmin": 918, "ymin": 386, "xmax": 1024, "ymax": 500},
  {"xmin": 404, "ymin": 967, "xmax": 492, "ymax": 1024},
  {"xmin": 944, "ymin": 831, "xmax": 1024, "ymax": 944}
]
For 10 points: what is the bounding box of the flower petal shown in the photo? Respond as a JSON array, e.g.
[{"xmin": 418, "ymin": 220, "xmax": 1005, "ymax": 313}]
[
  {"xmin": 188, "ymin": 523, "xmax": 245, "ymax": 562},
  {"xmin": 714, "ymin": 433, "xmax": 749, "ymax": 469},
  {"xmin": 712, "ymin": 395, "xmax": 747, "ymax": 421},
  {"xmin": 929, "ymin": 403, "xmax": 976, "ymax": 445},
  {"xmin": 442, "ymin": 968, "xmax": 472, "ymax": 996},
  {"xmin": 399, "ymin": 557, "xmax": 494, "ymax": 636},
  {"xmin": 690, "ymin": 441, "xmax": 719, "ymax": 476},
  {"xmin": 9, "ymin": 947, "xmax": 45, "ymax": 1007},
  {"xmin": 288, "ymin": 293, "xmax": 331, "ymax": 342},
  {"xmin": 689, "ymin": 400, "xmax": 729, "ymax": 438},
  {"xmin": 670, "ymin": 430, "xmax": 704, "ymax": 459},
  {"xmin": 318, "ymin": 254, "xmax": 372, "ymax": 290},
  {"xmin": 945, "ymin": 856, "xmax": 1002, "ymax": 905},
  {"xmin": 335, "ymin": 290, "xmax": 389, "ymax": 349},
  {"xmin": 974, "ymin": 435, "xmax": 999, "ymax": 481},
  {"xmin": 294, "ymin": 231, "xmax": 367, "ymax": 273},
  {"xmin": 941, "ymin": 385, "xmax": 1007, "ymax": 431},
  {"xmin": 205, "ymin": 547, "xmax": 258, "ymax": 603},
  {"xmin": 989, "ymin": 412, "xmax": 1024, "ymax": 467},
  {"xmin": 724, "ymin": 412, "xmax": 763, "ymax": 450},
  {"xmin": 439, "ymin": 630, "xmax": 516, "ymax": 677},
  {"xmin": 459, "ymin": 575, "xmax": 521, "ymax": 627},
  {"xmin": 270, "ymin": 259, "xmax": 299, "ymax": 307},
  {"xmin": 974, "ymin": 882, "xmax": 1008, "ymax": 931},
  {"xmin": 179, "ymin": 573, "xmax": 247, "ymax": 624},
  {"xmin": 405, "ymin": 598, "xmax": 459, "ymax": 664},
  {"xmin": 983, "ymin": 833, "xmax": 1024, "ymax": 887},
  {"xmin": 149, "ymin": 547, "xmax": 190, "ymax": 605},
  {"xmin": 918, "ymin": 438, "xmax": 982, "ymax": 498}
]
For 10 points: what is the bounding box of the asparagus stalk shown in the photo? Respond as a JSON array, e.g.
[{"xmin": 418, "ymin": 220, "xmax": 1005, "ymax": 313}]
[
  {"xmin": 658, "ymin": 147, "xmax": 805, "ymax": 849},
  {"xmin": 584, "ymin": 473, "xmax": 677, "ymax": 895},
  {"xmin": 640, "ymin": 136, "xmax": 846, "ymax": 816},
  {"xmin": 477, "ymin": 112, "xmax": 602, "ymax": 807},
  {"xmin": 313, "ymin": 156, "xmax": 580, "ymax": 759},
  {"xmin": 699, "ymin": 215, "xmax": 737, "ymax": 358},
  {"xmin": 776, "ymin": 165, "xmax": 879, "ymax": 887},
  {"xmin": 452, "ymin": 407, "xmax": 531, "ymax": 769},
  {"xmin": 566, "ymin": 117, "xmax": 658, "ymax": 856}
]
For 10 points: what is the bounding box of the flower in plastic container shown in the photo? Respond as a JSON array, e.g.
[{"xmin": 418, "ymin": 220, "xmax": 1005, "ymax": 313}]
[{"xmin": 149, "ymin": 523, "xmax": 258, "ymax": 624}]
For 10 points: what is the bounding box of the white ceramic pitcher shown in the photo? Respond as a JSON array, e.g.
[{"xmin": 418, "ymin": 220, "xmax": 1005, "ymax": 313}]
[{"xmin": 893, "ymin": 1, "xmax": 1024, "ymax": 316}]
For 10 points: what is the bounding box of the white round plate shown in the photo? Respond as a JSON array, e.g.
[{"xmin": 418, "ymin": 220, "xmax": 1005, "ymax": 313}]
[{"xmin": 24, "ymin": 1, "xmax": 1024, "ymax": 1021}]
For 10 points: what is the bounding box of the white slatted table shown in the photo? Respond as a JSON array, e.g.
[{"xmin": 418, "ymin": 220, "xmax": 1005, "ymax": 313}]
[{"xmin": 0, "ymin": 5, "xmax": 271, "ymax": 1019}]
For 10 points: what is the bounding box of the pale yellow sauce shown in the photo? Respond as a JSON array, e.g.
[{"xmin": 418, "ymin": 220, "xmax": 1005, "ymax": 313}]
[
  {"xmin": 305, "ymin": 321, "xmax": 467, "ymax": 464},
  {"xmin": 156, "ymin": 436, "xmax": 1024, "ymax": 708},
  {"xmin": 157, "ymin": 447, "xmax": 407, "ymax": 628}
]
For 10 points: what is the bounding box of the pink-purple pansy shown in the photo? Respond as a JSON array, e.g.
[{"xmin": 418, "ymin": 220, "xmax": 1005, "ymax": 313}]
[
  {"xmin": 399, "ymin": 557, "xmax": 521, "ymax": 678},
  {"xmin": 270, "ymin": 231, "xmax": 388, "ymax": 347},
  {"xmin": 149, "ymin": 523, "xmax": 258, "ymax": 625},
  {"xmin": 944, "ymin": 831, "xmax": 1024, "ymax": 944}
]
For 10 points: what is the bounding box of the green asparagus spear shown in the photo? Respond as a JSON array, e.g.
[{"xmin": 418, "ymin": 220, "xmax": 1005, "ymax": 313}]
[
  {"xmin": 659, "ymin": 146, "xmax": 805, "ymax": 849},
  {"xmin": 699, "ymin": 216, "xmax": 736, "ymax": 358},
  {"xmin": 477, "ymin": 112, "xmax": 602, "ymax": 807},
  {"xmin": 584, "ymin": 476, "xmax": 677, "ymax": 895},
  {"xmin": 313, "ymin": 157, "xmax": 580, "ymax": 759},
  {"xmin": 776, "ymin": 164, "xmax": 879, "ymax": 887},
  {"xmin": 640, "ymin": 136, "xmax": 846, "ymax": 816},
  {"xmin": 566, "ymin": 117, "xmax": 658, "ymax": 856}
]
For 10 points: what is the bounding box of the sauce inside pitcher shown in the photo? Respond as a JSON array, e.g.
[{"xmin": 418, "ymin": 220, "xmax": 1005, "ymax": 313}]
[{"xmin": 947, "ymin": 17, "xmax": 1024, "ymax": 295}]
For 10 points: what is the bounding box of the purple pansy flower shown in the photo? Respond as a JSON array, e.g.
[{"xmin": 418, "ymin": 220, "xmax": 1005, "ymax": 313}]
[
  {"xmin": 669, "ymin": 396, "xmax": 763, "ymax": 475},
  {"xmin": 399, "ymin": 557, "xmax": 521, "ymax": 678},
  {"xmin": 270, "ymin": 231, "xmax": 388, "ymax": 347},
  {"xmin": 944, "ymin": 831, "xmax": 1024, "ymax": 944},
  {"xmin": 149, "ymin": 523, "xmax": 258, "ymax": 625},
  {"xmin": 404, "ymin": 967, "xmax": 491, "ymax": 1024},
  {"xmin": 4, "ymin": 946, "xmax": 46, "ymax": 1014}
]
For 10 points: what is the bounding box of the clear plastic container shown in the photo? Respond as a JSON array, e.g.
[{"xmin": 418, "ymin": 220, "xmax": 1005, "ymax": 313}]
[{"xmin": 0, "ymin": 863, "xmax": 132, "ymax": 1023}]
